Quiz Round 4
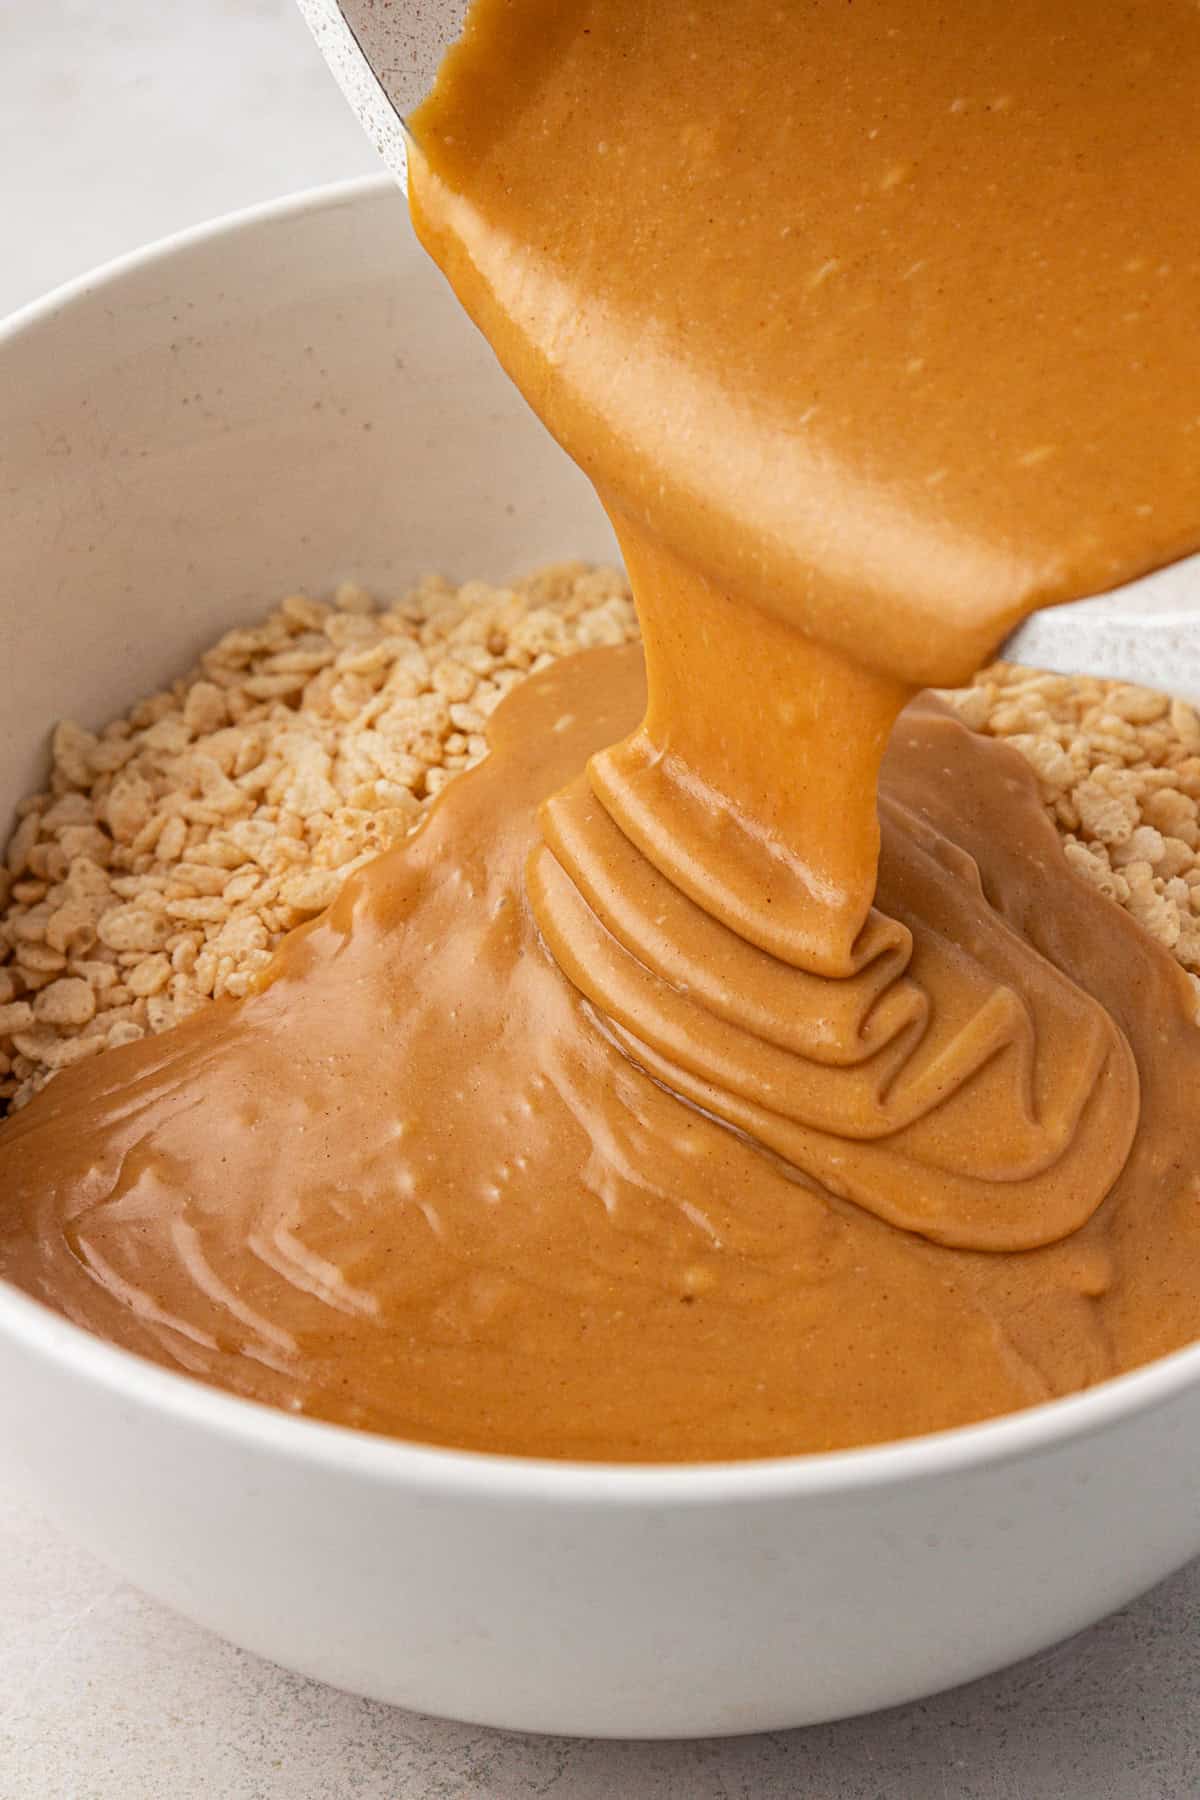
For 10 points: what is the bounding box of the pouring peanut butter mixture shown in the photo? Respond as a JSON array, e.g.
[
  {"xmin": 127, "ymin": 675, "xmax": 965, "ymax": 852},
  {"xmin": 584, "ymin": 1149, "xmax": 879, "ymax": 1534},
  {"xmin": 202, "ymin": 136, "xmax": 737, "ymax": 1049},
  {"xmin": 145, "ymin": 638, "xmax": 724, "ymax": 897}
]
[{"xmin": 1, "ymin": 0, "xmax": 1199, "ymax": 1459}]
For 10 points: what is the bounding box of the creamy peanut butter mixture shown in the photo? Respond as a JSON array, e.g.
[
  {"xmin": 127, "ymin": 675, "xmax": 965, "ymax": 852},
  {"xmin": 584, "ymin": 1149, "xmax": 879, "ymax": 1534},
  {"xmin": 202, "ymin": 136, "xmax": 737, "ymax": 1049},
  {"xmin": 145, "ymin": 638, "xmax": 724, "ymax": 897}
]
[{"xmin": 1, "ymin": 0, "xmax": 1199, "ymax": 1460}]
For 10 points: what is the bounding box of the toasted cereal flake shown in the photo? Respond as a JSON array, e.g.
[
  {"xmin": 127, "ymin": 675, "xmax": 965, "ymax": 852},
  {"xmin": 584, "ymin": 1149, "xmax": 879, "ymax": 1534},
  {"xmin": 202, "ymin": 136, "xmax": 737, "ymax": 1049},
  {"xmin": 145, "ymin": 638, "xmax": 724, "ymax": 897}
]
[
  {"xmin": 33, "ymin": 978, "xmax": 97, "ymax": 1028},
  {"xmin": 17, "ymin": 943, "xmax": 66, "ymax": 974},
  {"xmin": 106, "ymin": 1020, "xmax": 147, "ymax": 1049},
  {"xmin": 97, "ymin": 905, "xmax": 170, "ymax": 954},
  {"xmin": 1004, "ymin": 734, "xmax": 1077, "ymax": 795},
  {"xmin": 945, "ymin": 660, "xmax": 1200, "ymax": 980},
  {"xmin": 6, "ymin": 814, "xmax": 40, "ymax": 878},
  {"xmin": 0, "ymin": 1001, "xmax": 35, "ymax": 1036},
  {"xmin": 127, "ymin": 954, "xmax": 172, "ymax": 999},
  {"xmin": 12, "ymin": 908, "xmax": 52, "ymax": 945},
  {"xmin": 104, "ymin": 773, "xmax": 156, "ymax": 845},
  {"xmin": 51, "ymin": 720, "xmax": 97, "ymax": 788},
  {"xmin": 45, "ymin": 900, "xmax": 97, "ymax": 957},
  {"xmin": 1110, "ymin": 825, "xmax": 1166, "ymax": 869},
  {"xmin": 67, "ymin": 857, "xmax": 113, "ymax": 906},
  {"xmin": 211, "ymin": 914, "xmax": 269, "ymax": 956},
  {"xmin": 1074, "ymin": 777, "xmax": 1140, "ymax": 846},
  {"xmin": 71, "ymin": 959, "xmax": 119, "ymax": 990},
  {"xmin": 145, "ymin": 995, "xmax": 177, "ymax": 1033},
  {"xmin": 278, "ymin": 868, "xmax": 347, "ymax": 914},
  {"xmin": 11, "ymin": 567, "xmax": 1200, "ymax": 1115},
  {"xmin": 11, "ymin": 1026, "xmax": 61, "ymax": 1063},
  {"xmin": 183, "ymin": 681, "xmax": 230, "ymax": 736}
]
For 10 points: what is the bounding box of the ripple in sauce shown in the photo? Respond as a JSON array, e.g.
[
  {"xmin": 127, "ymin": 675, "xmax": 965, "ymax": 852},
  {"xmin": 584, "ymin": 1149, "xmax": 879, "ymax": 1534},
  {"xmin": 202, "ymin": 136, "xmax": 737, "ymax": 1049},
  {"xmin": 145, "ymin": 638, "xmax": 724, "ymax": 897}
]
[{"xmin": 1, "ymin": 0, "xmax": 1199, "ymax": 1460}]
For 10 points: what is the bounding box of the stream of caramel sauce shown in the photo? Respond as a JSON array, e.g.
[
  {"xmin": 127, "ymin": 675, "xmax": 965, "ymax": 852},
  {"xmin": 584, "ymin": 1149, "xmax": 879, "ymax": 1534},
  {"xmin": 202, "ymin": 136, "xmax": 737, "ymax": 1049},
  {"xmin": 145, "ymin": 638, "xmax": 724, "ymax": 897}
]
[{"xmin": 1, "ymin": 0, "xmax": 1199, "ymax": 1458}]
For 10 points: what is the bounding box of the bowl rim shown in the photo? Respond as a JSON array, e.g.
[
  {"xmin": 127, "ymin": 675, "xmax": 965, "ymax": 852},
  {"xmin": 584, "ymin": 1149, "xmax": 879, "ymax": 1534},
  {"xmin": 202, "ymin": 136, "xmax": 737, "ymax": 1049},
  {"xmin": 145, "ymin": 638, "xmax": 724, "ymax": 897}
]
[
  {"xmin": 4, "ymin": 174, "xmax": 1200, "ymax": 1507},
  {"xmin": 0, "ymin": 173, "xmax": 399, "ymax": 343}
]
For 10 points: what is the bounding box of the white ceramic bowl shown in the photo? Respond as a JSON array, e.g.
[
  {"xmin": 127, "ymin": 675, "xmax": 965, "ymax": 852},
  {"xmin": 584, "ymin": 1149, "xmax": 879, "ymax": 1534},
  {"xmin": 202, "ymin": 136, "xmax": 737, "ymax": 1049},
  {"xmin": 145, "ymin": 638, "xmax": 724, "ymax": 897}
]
[{"xmin": 2, "ymin": 177, "xmax": 1200, "ymax": 1740}]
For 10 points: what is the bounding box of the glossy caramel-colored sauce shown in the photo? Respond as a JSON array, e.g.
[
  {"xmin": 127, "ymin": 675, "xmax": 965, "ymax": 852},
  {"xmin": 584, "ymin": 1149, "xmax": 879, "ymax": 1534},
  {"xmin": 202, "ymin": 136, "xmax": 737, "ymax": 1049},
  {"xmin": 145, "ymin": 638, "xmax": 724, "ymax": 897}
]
[
  {"xmin": 0, "ymin": 652, "xmax": 1197, "ymax": 1459},
  {"xmin": 411, "ymin": 0, "xmax": 1200, "ymax": 684},
  {"xmin": 1, "ymin": 0, "xmax": 1200, "ymax": 1459}
]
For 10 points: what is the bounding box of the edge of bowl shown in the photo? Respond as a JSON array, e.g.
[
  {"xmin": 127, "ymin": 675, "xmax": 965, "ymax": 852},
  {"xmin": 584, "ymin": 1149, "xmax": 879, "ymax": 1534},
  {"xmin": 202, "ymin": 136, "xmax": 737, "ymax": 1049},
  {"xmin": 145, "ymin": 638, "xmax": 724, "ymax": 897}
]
[
  {"xmin": 0, "ymin": 173, "xmax": 398, "ymax": 342},
  {"xmin": 5, "ymin": 1270, "xmax": 1200, "ymax": 1503},
  {"xmin": 4, "ymin": 176, "xmax": 1200, "ymax": 1507}
]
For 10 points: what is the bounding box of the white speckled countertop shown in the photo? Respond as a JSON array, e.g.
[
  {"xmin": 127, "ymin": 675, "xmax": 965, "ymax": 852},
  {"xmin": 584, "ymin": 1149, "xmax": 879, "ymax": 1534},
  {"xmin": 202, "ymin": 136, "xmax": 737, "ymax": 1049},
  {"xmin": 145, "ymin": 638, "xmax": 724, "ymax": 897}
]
[{"xmin": 2, "ymin": 5, "xmax": 1198, "ymax": 1794}]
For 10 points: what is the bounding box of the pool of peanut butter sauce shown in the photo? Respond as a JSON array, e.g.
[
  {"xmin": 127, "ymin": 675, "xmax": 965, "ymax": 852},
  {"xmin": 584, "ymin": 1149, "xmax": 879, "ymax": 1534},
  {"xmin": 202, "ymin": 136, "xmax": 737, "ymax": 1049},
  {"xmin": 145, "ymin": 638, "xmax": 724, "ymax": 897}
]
[{"xmin": 3, "ymin": 0, "xmax": 1200, "ymax": 1460}]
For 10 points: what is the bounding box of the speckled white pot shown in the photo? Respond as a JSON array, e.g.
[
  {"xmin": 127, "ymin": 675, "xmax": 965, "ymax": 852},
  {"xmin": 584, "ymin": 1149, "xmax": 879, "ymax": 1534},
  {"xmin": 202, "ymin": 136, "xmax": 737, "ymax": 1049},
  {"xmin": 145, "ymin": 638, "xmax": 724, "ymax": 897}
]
[{"xmin": 1, "ymin": 179, "xmax": 1199, "ymax": 1738}]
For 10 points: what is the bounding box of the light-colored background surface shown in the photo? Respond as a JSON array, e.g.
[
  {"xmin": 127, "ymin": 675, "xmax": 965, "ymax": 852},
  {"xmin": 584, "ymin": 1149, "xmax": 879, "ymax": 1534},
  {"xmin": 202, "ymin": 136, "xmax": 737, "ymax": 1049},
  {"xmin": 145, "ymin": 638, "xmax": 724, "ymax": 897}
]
[{"xmin": 1, "ymin": 4, "xmax": 1197, "ymax": 1794}]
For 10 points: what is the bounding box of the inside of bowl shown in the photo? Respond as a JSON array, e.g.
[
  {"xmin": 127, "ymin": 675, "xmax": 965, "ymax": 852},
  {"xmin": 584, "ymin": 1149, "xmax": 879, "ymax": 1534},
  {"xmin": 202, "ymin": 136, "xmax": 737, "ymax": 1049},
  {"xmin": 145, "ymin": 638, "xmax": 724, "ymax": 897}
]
[{"xmin": 0, "ymin": 181, "xmax": 618, "ymax": 827}]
